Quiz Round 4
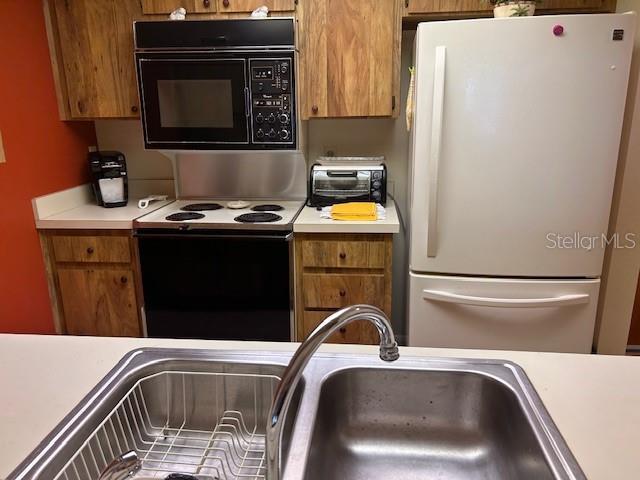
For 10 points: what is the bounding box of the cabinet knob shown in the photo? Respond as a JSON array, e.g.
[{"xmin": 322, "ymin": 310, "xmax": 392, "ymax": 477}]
[
  {"xmin": 339, "ymin": 289, "xmax": 346, "ymax": 297},
  {"xmin": 339, "ymin": 327, "xmax": 347, "ymax": 334},
  {"xmin": 120, "ymin": 276, "xmax": 128, "ymax": 284},
  {"xmin": 77, "ymin": 100, "xmax": 85, "ymax": 114},
  {"xmin": 131, "ymin": 105, "xmax": 138, "ymax": 113},
  {"xmin": 339, "ymin": 252, "xmax": 346, "ymax": 259},
  {"xmin": 86, "ymin": 247, "xmax": 94, "ymax": 254},
  {"xmin": 203, "ymin": 0, "xmax": 211, "ymax": 7},
  {"xmin": 223, "ymin": 0, "xmax": 230, "ymax": 7},
  {"xmin": 311, "ymin": 105, "xmax": 319, "ymax": 114}
]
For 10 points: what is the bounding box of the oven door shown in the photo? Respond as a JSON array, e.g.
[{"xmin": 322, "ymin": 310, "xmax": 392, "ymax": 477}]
[
  {"xmin": 136, "ymin": 230, "xmax": 293, "ymax": 341},
  {"xmin": 137, "ymin": 56, "xmax": 249, "ymax": 148}
]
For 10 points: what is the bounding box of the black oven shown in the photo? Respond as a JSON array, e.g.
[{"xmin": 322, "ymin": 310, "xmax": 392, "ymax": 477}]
[
  {"xmin": 134, "ymin": 19, "xmax": 297, "ymax": 150},
  {"xmin": 136, "ymin": 229, "xmax": 293, "ymax": 341}
]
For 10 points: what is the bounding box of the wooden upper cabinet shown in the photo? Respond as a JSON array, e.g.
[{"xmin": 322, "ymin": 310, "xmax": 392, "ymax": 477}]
[
  {"xmin": 45, "ymin": 0, "xmax": 141, "ymax": 119},
  {"xmin": 300, "ymin": 0, "xmax": 402, "ymax": 119},
  {"xmin": 404, "ymin": 0, "xmax": 616, "ymax": 16},
  {"xmin": 217, "ymin": 0, "xmax": 295, "ymax": 13},
  {"xmin": 142, "ymin": 0, "xmax": 217, "ymax": 14}
]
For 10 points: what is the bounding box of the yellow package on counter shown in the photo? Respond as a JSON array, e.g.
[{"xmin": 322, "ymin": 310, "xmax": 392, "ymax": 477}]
[{"xmin": 330, "ymin": 202, "xmax": 377, "ymax": 221}]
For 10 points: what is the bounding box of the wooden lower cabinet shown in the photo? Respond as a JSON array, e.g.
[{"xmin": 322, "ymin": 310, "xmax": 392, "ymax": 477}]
[
  {"xmin": 57, "ymin": 267, "xmax": 139, "ymax": 336},
  {"xmin": 40, "ymin": 230, "xmax": 142, "ymax": 337},
  {"xmin": 294, "ymin": 233, "xmax": 393, "ymax": 345}
]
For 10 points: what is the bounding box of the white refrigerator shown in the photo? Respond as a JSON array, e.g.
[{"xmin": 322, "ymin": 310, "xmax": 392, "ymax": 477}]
[{"xmin": 408, "ymin": 13, "xmax": 636, "ymax": 353}]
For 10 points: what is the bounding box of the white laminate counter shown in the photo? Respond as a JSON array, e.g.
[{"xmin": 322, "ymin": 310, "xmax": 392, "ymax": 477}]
[
  {"xmin": 1, "ymin": 334, "xmax": 639, "ymax": 479},
  {"xmin": 32, "ymin": 185, "xmax": 173, "ymax": 229},
  {"xmin": 293, "ymin": 199, "xmax": 400, "ymax": 234}
]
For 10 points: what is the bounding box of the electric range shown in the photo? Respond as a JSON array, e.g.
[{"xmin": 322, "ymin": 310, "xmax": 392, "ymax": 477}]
[{"xmin": 134, "ymin": 198, "xmax": 305, "ymax": 342}]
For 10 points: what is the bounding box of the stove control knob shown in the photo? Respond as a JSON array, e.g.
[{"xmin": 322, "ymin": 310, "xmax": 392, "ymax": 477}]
[
  {"xmin": 278, "ymin": 113, "xmax": 290, "ymax": 124},
  {"xmin": 278, "ymin": 129, "xmax": 290, "ymax": 140},
  {"xmin": 267, "ymin": 113, "xmax": 276, "ymax": 124},
  {"xmin": 255, "ymin": 113, "xmax": 264, "ymax": 124},
  {"xmin": 256, "ymin": 129, "xmax": 265, "ymax": 139},
  {"xmin": 267, "ymin": 128, "xmax": 277, "ymax": 139}
]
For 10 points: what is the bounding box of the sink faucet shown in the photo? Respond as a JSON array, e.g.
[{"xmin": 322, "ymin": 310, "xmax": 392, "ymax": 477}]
[
  {"xmin": 266, "ymin": 304, "xmax": 399, "ymax": 480},
  {"xmin": 98, "ymin": 450, "xmax": 141, "ymax": 480}
]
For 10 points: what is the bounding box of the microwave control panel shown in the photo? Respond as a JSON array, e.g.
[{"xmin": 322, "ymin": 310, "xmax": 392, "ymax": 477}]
[{"xmin": 250, "ymin": 58, "xmax": 295, "ymax": 145}]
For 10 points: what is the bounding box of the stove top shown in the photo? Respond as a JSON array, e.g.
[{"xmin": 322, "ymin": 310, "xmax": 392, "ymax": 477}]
[{"xmin": 135, "ymin": 199, "xmax": 305, "ymax": 230}]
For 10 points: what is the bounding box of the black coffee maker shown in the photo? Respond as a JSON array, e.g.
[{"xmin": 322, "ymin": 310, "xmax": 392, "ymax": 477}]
[{"xmin": 88, "ymin": 151, "xmax": 128, "ymax": 208}]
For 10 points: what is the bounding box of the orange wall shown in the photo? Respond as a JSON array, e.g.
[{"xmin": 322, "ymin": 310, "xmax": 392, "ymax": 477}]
[{"xmin": 0, "ymin": 1, "xmax": 96, "ymax": 333}]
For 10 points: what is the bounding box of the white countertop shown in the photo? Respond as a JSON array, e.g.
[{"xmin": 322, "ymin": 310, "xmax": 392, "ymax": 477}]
[
  {"xmin": 293, "ymin": 199, "xmax": 401, "ymax": 234},
  {"xmin": 0, "ymin": 334, "xmax": 639, "ymax": 479},
  {"xmin": 33, "ymin": 185, "xmax": 173, "ymax": 229}
]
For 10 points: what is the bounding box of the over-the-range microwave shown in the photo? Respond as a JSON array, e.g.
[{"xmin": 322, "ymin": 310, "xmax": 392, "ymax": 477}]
[{"xmin": 134, "ymin": 18, "xmax": 298, "ymax": 151}]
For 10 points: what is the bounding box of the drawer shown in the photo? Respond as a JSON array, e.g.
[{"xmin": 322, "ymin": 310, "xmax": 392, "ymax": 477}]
[
  {"xmin": 217, "ymin": 0, "xmax": 295, "ymax": 12},
  {"xmin": 302, "ymin": 273, "xmax": 385, "ymax": 309},
  {"xmin": 301, "ymin": 310, "xmax": 378, "ymax": 345},
  {"xmin": 301, "ymin": 238, "xmax": 386, "ymax": 268},
  {"xmin": 52, "ymin": 235, "xmax": 131, "ymax": 263}
]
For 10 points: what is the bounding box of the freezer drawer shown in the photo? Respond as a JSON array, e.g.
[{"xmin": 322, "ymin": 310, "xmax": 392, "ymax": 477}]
[{"xmin": 408, "ymin": 273, "xmax": 600, "ymax": 353}]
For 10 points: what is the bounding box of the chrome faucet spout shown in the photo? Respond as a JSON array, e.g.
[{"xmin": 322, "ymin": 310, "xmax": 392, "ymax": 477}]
[{"xmin": 266, "ymin": 304, "xmax": 399, "ymax": 480}]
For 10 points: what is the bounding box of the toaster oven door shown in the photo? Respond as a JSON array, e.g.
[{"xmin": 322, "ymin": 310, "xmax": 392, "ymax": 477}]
[
  {"xmin": 312, "ymin": 170, "xmax": 371, "ymax": 206},
  {"xmin": 137, "ymin": 56, "xmax": 249, "ymax": 148}
]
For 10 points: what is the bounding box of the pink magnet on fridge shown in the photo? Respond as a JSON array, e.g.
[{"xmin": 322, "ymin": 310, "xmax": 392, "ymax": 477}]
[{"xmin": 553, "ymin": 24, "xmax": 564, "ymax": 36}]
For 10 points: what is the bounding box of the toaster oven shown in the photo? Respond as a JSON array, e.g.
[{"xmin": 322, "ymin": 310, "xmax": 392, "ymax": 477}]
[{"xmin": 309, "ymin": 163, "xmax": 387, "ymax": 207}]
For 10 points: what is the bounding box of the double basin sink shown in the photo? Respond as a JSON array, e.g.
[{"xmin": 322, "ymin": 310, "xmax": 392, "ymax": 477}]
[{"xmin": 8, "ymin": 348, "xmax": 585, "ymax": 480}]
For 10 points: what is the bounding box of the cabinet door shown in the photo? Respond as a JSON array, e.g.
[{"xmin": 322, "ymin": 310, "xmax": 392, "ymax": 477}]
[
  {"xmin": 406, "ymin": 0, "xmax": 490, "ymax": 15},
  {"xmin": 302, "ymin": 311, "xmax": 379, "ymax": 344},
  {"xmin": 51, "ymin": 0, "xmax": 141, "ymax": 118},
  {"xmin": 217, "ymin": 0, "xmax": 295, "ymax": 12},
  {"xmin": 142, "ymin": 0, "xmax": 216, "ymax": 14},
  {"xmin": 57, "ymin": 267, "xmax": 140, "ymax": 337},
  {"xmin": 405, "ymin": 0, "xmax": 615, "ymax": 15},
  {"xmin": 302, "ymin": 0, "xmax": 399, "ymax": 118}
]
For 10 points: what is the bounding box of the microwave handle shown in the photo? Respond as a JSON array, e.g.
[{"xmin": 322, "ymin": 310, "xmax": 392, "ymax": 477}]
[
  {"xmin": 326, "ymin": 171, "xmax": 358, "ymax": 177},
  {"xmin": 244, "ymin": 87, "xmax": 250, "ymax": 117}
]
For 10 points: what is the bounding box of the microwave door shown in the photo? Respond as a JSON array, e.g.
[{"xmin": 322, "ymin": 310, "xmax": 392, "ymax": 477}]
[{"xmin": 138, "ymin": 58, "xmax": 249, "ymax": 148}]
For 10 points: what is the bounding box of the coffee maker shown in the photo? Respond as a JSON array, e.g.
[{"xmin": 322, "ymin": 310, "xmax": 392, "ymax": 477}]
[{"xmin": 88, "ymin": 151, "xmax": 128, "ymax": 208}]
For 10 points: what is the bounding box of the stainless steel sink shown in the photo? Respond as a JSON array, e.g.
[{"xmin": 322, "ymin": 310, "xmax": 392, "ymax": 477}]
[
  {"xmin": 8, "ymin": 349, "xmax": 585, "ymax": 480},
  {"xmin": 304, "ymin": 368, "xmax": 556, "ymax": 480}
]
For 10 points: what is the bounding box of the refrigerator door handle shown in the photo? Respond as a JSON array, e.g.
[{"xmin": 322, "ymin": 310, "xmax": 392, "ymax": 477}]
[
  {"xmin": 427, "ymin": 46, "xmax": 446, "ymax": 258},
  {"xmin": 422, "ymin": 289, "xmax": 590, "ymax": 308}
]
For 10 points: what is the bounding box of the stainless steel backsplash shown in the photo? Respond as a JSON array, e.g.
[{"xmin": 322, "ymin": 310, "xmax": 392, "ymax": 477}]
[{"xmin": 174, "ymin": 151, "xmax": 307, "ymax": 199}]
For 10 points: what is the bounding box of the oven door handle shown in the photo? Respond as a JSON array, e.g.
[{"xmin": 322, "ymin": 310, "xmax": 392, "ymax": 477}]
[{"xmin": 134, "ymin": 231, "xmax": 293, "ymax": 241}]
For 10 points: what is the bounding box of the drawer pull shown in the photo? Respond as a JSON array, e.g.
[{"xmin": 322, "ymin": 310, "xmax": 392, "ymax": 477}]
[
  {"xmin": 203, "ymin": 0, "xmax": 211, "ymax": 7},
  {"xmin": 223, "ymin": 0, "xmax": 229, "ymax": 6},
  {"xmin": 120, "ymin": 276, "xmax": 128, "ymax": 284},
  {"xmin": 339, "ymin": 327, "xmax": 347, "ymax": 334},
  {"xmin": 339, "ymin": 252, "xmax": 346, "ymax": 259},
  {"xmin": 339, "ymin": 289, "xmax": 346, "ymax": 297},
  {"xmin": 86, "ymin": 247, "xmax": 94, "ymax": 254}
]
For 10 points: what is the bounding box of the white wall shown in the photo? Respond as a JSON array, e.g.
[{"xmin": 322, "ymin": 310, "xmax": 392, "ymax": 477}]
[{"xmin": 595, "ymin": 1, "xmax": 640, "ymax": 354}]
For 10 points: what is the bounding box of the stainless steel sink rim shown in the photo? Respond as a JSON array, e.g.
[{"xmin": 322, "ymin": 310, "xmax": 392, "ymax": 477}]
[{"xmin": 7, "ymin": 348, "xmax": 586, "ymax": 480}]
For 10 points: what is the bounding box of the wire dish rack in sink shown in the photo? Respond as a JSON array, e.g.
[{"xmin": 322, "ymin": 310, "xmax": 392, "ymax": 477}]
[{"xmin": 54, "ymin": 370, "xmax": 280, "ymax": 480}]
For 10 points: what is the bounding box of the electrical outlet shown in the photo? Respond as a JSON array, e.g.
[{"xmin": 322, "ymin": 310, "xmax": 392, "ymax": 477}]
[{"xmin": 0, "ymin": 130, "xmax": 5, "ymax": 164}]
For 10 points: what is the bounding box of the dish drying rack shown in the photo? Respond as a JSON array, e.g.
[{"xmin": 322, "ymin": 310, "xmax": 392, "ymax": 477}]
[{"xmin": 54, "ymin": 370, "xmax": 280, "ymax": 480}]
